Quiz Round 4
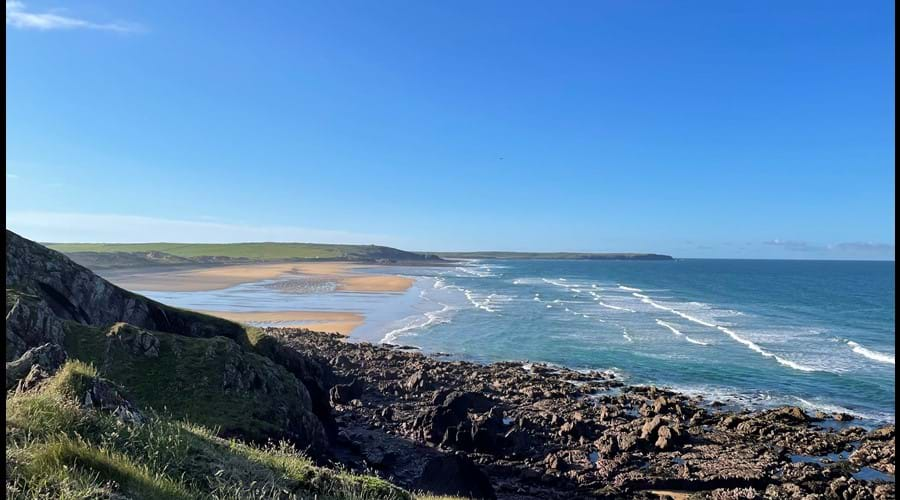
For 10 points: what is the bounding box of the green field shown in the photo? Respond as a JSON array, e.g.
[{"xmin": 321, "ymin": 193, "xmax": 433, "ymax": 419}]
[{"xmin": 45, "ymin": 242, "xmax": 438, "ymax": 263}]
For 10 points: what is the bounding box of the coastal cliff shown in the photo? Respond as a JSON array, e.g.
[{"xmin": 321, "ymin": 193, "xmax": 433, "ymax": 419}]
[{"xmin": 5, "ymin": 230, "xmax": 895, "ymax": 499}]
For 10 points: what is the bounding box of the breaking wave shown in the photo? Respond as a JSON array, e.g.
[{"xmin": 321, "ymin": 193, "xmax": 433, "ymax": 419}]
[{"xmin": 846, "ymin": 340, "xmax": 895, "ymax": 365}]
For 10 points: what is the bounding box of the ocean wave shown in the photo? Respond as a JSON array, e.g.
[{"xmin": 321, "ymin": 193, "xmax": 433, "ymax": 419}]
[
  {"xmin": 463, "ymin": 290, "xmax": 512, "ymax": 313},
  {"xmin": 635, "ymin": 292, "xmax": 816, "ymax": 372},
  {"xmin": 455, "ymin": 265, "xmax": 495, "ymax": 278},
  {"xmin": 716, "ymin": 326, "xmax": 817, "ymax": 372},
  {"xmin": 633, "ymin": 292, "xmax": 717, "ymax": 327},
  {"xmin": 663, "ymin": 385, "xmax": 892, "ymax": 424},
  {"xmin": 622, "ymin": 329, "xmax": 633, "ymax": 342},
  {"xmin": 846, "ymin": 340, "xmax": 895, "ymax": 365},
  {"xmin": 595, "ymin": 300, "xmax": 636, "ymax": 312},
  {"xmin": 656, "ymin": 319, "xmax": 682, "ymax": 336},
  {"xmin": 655, "ymin": 319, "xmax": 710, "ymax": 346},
  {"xmin": 381, "ymin": 303, "xmax": 455, "ymax": 344},
  {"xmin": 618, "ymin": 285, "xmax": 643, "ymax": 292},
  {"xmin": 792, "ymin": 396, "xmax": 891, "ymax": 422}
]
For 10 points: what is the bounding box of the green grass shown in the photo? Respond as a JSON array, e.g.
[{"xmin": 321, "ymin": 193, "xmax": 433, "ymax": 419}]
[
  {"xmin": 44, "ymin": 242, "xmax": 431, "ymax": 262},
  {"xmin": 6, "ymin": 362, "xmax": 416, "ymax": 500},
  {"xmin": 62, "ymin": 322, "xmax": 319, "ymax": 444}
]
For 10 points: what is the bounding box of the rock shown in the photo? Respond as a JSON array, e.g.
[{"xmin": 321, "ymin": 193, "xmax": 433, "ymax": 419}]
[
  {"xmin": 405, "ymin": 370, "xmax": 430, "ymax": 392},
  {"xmin": 415, "ymin": 453, "xmax": 496, "ymax": 499},
  {"xmin": 81, "ymin": 378, "xmax": 144, "ymax": 424},
  {"xmin": 833, "ymin": 412, "xmax": 854, "ymax": 422},
  {"xmin": 108, "ymin": 323, "xmax": 160, "ymax": 358},
  {"xmin": 6, "ymin": 343, "xmax": 66, "ymax": 390},
  {"xmin": 442, "ymin": 391, "xmax": 494, "ymax": 416},
  {"xmin": 330, "ymin": 378, "xmax": 364, "ymax": 405},
  {"xmin": 5, "ymin": 291, "xmax": 66, "ymax": 362},
  {"xmin": 545, "ymin": 453, "xmax": 567, "ymax": 471},
  {"xmin": 617, "ymin": 432, "xmax": 638, "ymax": 451},
  {"xmin": 721, "ymin": 415, "xmax": 742, "ymax": 429},
  {"xmin": 774, "ymin": 406, "xmax": 809, "ymax": 423},
  {"xmin": 362, "ymin": 446, "xmax": 397, "ymax": 468},
  {"xmin": 655, "ymin": 425, "xmax": 674, "ymax": 450},
  {"xmin": 595, "ymin": 435, "xmax": 618, "ymax": 457},
  {"xmin": 5, "ymin": 230, "xmax": 246, "ymax": 342},
  {"xmin": 653, "ymin": 396, "xmax": 670, "ymax": 414},
  {"xmin": 641, "ymin": 415, "xmax": 666, "ymax": 441},
  {"xmin": 423, "ymin": 406, "xmax": 465, "ymax": 444}
]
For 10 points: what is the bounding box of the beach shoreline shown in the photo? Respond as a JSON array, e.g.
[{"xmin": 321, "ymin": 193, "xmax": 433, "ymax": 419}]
[
  {"xmin": 269, "ymin": 327, "xmax": 896, "ymax": 498},
  {"xmin": 98, "ymin": 261, "xmax": 415, "ymax": 293},
  {"xmin": 96, "ymin": 261, "xmax": 426, "ymax": 338},
  {"xmin": 196, "ymin": 310, "xmax": 364, "ymax": 336}
]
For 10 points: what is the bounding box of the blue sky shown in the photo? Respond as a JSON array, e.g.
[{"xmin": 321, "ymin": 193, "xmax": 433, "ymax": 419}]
[{"xmin": 6, "ymin": 1, "xmax": 895, "ymax": 259}]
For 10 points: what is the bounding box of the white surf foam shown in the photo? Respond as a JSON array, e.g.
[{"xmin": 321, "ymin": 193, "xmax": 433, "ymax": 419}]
[
  {"xmin": 463, "ymin": 290, "xmax": 512, "ymax": 313},
  {"xmin": 792, "ymin": 397, "xmax": 890, "ymax": 422},
  {"xmin": 655, "ymin": 319, "xmax": 709, "ymax": 346},
  {"xmin": 381, "ymin": 303, "xmax": 455, "ymax": 344},
  {"xmin": 596, "ymin": 300, "xmax": 636, "ymax": 313},
  {"xmin": 716, "ymin": 326, "xmax": 816, "ymax": 372},
  {"xmin": 656, "ymin": 319, "xmax": 683, "ymax": 336},
  {"xmin": 622, "ymin": 330, "xmax": 633, "ymax": 342},
  {"xmin": 455, "ymin": 265, "xmax": 495, "ymax": 278},
  {"xmin": 846, "ymin": 340, "xmax": 895, "ymax": 365},
  {"xmin": 618, "ymin": 285, "xmax": 643, "ymax": 292},
  {"xmin": 635, "ymin": 293, "xmax": 816, "ymax": 372}
]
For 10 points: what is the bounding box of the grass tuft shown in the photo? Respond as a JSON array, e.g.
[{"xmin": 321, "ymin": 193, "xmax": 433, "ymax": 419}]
[{"xmin": 6, "ymin": 363, "xmax": 422, "ymax": 499}]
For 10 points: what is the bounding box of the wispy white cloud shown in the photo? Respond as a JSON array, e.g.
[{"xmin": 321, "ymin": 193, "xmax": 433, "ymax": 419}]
[
  {"xmin": 6, "ymin": 211, "xmax": 392, "ymax": 245},
  {"xmin": 828, "ymin": 241, "xmax": 895, "ymax": 254},
  {"xmin": 6, "ymin": 1, "xmax": 141, "ymax": 33},
  {"xmin": 6, "ymin": 173, "xmax": 19, "ymax": 180},
  {"xmin": 764, "ymin": 239, "xmax": 894, "ymax": 258},
  {"xmin": 763, "ymin": 239, "xmax": 822, "ymax": 252}
]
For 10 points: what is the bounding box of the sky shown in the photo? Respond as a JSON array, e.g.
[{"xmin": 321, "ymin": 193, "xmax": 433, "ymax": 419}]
[{"xmin": 6, "ymin": 1, "xmax": 896, "ymax": 259}]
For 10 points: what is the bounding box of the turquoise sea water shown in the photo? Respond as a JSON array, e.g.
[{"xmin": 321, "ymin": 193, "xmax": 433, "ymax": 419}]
[{"xmin": 140, "ymin": 259, "xmax": 895, "ymax": 424}]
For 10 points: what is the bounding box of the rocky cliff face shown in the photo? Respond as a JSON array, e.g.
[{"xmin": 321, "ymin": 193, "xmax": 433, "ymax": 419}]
[
  {"xmin": 6, "ymin": 230, "xmax": 246, "ymax": 342},
  {"xmin": 5, "ymin": 230, "xmax": 328, "ymax": 453}
]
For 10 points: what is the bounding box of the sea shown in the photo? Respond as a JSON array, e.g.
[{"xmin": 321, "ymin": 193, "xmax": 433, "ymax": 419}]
[{"xmin": 140, "ymin": 258, "xmax": 895, "ymax": 426}]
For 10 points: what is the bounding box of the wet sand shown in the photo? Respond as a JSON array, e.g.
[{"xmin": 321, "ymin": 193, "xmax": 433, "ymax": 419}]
[
  {"xmin": 104, "ymin": 262, "xmax": 414, "ymax": 293},
  {"xmin": 99, "ymin": 262, "xmax": 416, "ymax": 337},
  {"xmin": 197, "ymin": 310, "xmax": 364, "ymax": 336}
]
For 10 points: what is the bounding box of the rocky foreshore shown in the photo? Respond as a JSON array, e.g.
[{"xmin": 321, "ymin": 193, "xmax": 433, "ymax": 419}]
[{"xmin": 270, "ymin": 327, "xmax": 895, "ymax": 500}]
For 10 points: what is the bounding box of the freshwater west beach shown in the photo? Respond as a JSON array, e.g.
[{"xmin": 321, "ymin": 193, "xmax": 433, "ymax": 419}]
[{"xmin": 98, "ymin": 257, "xmax": 896, "ymax": 427}]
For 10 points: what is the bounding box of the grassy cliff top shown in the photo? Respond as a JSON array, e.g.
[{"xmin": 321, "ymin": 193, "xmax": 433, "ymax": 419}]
[{"xmin": 44, "ymin": 242, "xmax": 441, "ymax": 263}]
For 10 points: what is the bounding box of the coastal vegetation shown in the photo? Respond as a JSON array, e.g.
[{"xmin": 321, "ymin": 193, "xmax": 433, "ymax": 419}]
[
  {"xmin": 5, "ymin": 231, "xmax": 457, "ymax": 499},
  {"xmin": 44, "ymin": 242, "xmax": 443, "ymax": 269},
  {"xmin": 6, "ymin": 230, "xmax": 894, "ymax": 498}
]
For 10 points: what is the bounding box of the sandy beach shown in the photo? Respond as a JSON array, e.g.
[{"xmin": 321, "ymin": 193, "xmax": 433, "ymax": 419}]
[
  {"xmin": 98, "ymin": 261, "xmax": 416, "ymax": 337},
  {"xmin": 197, "ymin": 310, "xmax": 364, "ymax": 336},
  {"xmin": 104, "ymin": 262, "xmax": 414, "ymax": 293}
]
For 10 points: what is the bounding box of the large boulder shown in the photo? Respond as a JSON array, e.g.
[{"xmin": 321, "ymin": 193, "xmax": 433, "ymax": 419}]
[
  {"xmin": 6, "ymin": 290, "xmax": 66, "ymax": 361},
  {"xmin": 6, "ymin": 343, "xmax": 67, "ymax": 390},
  {"xmin": 415, "ymin": 453, "xmax": 496, "ymax": 499}
]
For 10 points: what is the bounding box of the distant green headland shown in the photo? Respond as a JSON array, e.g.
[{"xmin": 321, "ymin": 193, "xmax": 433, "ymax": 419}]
[
  {"xmin": 42, "ymin": 242, "xmax": 674, "ymax": 270},
  {"xmin": 434, "ymin": 251, "xmax": 674, "ymax": 261},
  {"xmin": 43, "ymin": 242, "xmax": 444, "ymax": 269}
]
